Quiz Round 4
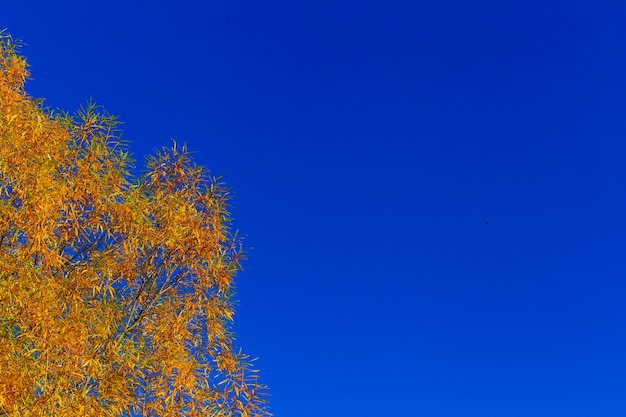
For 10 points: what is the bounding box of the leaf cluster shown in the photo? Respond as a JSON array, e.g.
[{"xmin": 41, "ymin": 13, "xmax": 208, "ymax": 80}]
[{"xmin": 0, "ymin": 32, "xmax": 269, "ymax": 416}]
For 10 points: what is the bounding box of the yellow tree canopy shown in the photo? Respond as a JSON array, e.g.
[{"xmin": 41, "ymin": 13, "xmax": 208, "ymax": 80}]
[{"xmin": 0, "ymin": 33, "xmax": 269, "ymax": 416}]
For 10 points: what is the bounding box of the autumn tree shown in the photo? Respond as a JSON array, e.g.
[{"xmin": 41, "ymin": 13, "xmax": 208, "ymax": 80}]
[{"xmin": 0, "ymin": 33, "xmax": 269, "ymax": 416}]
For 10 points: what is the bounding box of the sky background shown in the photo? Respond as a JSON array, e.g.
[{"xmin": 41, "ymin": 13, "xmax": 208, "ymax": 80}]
[{"xmin": 3, "ymin": 1, "xmax": 626, "ymax": 415}]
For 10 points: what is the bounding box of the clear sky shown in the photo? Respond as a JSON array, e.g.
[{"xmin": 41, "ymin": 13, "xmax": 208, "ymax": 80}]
[{"xmin": 3, "ymin": 1, "xmax": 626, "ymax": 416}]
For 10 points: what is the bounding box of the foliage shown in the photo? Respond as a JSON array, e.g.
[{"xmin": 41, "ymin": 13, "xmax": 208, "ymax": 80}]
[{"xmin": 0, "ymin": 33, "xmax": 268, "ymax": 416}]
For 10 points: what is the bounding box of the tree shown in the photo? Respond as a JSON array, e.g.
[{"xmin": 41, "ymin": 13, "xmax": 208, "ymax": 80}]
[{"xmin": 0, "ymin": 33, "xmax": 269, "ymax": 416}]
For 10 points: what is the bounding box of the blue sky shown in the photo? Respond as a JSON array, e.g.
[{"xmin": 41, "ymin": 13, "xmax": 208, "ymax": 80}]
[{"xmin": 3, "ymin": 1, "xmax": 626, "ymax": 415}]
